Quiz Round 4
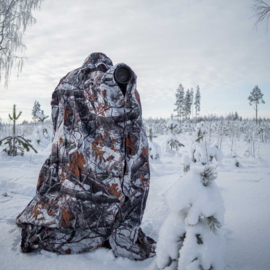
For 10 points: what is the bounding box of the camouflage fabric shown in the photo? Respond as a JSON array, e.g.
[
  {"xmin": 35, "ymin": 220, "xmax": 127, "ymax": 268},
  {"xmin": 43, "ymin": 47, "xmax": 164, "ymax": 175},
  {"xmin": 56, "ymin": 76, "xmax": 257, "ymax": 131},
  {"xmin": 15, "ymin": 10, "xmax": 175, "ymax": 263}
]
[{"xmin": 16, "ymin": 52, "xmax": 156, "ymax": 260}]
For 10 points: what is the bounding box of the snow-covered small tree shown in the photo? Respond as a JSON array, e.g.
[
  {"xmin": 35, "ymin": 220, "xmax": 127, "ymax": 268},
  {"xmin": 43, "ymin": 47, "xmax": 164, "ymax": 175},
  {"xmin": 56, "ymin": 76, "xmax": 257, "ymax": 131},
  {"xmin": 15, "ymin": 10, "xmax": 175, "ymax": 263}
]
[
  {"xmin": 181, "ymin": 155, "xmax": 191, "ymax": 173},
  {"xmin": 31, "ymin": 101, "xmax": 50, "ymax": 145},
  {"xmin": 156, "ymin": 166, "xmax": 226, "ymax": 270},
  {"xmin": 36, "ymin": 110, "xmax": 49, "ymax": 123},
  {"xmin": 32, "ymin": 101, "xmax": 48, "ymax": 122},
  {"xmin": 243, "ymin": 124, "xmax": 261, "ymax": 158},
  {"xmin": 162, "ymin": 114, "xmax": 185, "ymax": 152},
  {"xmin": 32, "ymin": 101, "xmax": 41, "ymax": 121},
  {"xmin": 174, "ymin": 84, "xmax": 185, "ymax": 123},
  {"xmin": 184, "ymin": 89, "xmax": 192, "ymax": 120},
  {"xmin": 0, "ymin": 105, "xmax": 37, "ymax": 156},
  {"xmin": 248, "ymin": 85, "xmax": 265, "ymax": 124},
  {"xmin": 194, "ymin": 86, "xmax": 201, "ymax": 122},
  {"xmin": 190, "ymin": 122, "xmax": 222, "ymax": 165},
  {"xmin": 148, "ymin": 127, "xmax": 161, "ymax": 160},
  {"xmin": 190, "ymin": 88, "xmax": 194, "ymax": 119}
]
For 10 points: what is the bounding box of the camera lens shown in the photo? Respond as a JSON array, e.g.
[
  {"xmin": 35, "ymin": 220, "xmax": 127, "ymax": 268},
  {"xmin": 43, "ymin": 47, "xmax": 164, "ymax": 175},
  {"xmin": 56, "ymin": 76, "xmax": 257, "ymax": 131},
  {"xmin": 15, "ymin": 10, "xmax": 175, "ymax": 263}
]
[{"xmin": 114, "ymin": 66, "xmax": 133, "ymax": 84}]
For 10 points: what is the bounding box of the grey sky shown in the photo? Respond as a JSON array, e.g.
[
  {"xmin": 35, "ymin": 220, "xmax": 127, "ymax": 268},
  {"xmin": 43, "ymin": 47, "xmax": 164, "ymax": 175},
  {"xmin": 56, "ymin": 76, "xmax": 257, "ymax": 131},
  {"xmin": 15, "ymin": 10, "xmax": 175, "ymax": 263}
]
[{"xmin": 0, "ymin": 0, "xmax": 269, "ymax": 122}]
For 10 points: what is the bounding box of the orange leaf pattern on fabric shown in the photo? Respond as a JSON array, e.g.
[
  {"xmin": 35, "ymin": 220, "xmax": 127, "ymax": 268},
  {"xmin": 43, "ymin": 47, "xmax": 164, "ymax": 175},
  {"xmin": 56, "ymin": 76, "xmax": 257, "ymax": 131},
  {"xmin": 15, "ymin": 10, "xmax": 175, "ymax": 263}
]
[
  {"xmin": 140, "ymin": 174, "xmax": 149, "ymax": 188},
  {"xmin": 67, "ymin": 152, "xmax": 85, "ymax": 177},
  {"xmin": 36, "ymin": 175, "xmax": 44, "ymax": 190},
  {"xmin": 135, "ymin": 88, "xmax": 140, "ymax": 102},
  {"xmin": 141, "ymin": 147, "xmax": 149, "ymax": 157},
  {"xmin": 61, "ymin": 209, "xmax": 73, "ymax": 228},
  {"xmin": 106, "ymin": 183, "xmax": 121, "ymax": 198},
  {"xmin": 126, "ymin": 136, "xmax": 136, "ymax": 156},
  {"xmin": 64, "ymin": 108, "xmax": 72, "ymax": 125}
]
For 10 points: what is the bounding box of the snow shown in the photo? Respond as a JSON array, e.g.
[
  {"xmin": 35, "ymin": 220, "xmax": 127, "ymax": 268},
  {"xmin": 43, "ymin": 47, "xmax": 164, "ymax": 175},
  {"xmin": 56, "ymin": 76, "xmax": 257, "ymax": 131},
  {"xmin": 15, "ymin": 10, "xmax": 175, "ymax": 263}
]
[
  {"xmin": 156, "ymin": 165, "xmax": 226, "ymax": 269},
  {"xmin": 1, "ymin": 133, "xmax": 270, "ymax": 270}
]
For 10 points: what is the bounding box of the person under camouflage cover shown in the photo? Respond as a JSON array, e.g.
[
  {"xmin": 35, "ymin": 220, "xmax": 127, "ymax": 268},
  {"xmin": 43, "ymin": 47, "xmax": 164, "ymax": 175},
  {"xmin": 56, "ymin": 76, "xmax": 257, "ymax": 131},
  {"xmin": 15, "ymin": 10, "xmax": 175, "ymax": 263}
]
[{"xmin": 16, "ymin": 52, "xmax": 156, "ymax": 260}]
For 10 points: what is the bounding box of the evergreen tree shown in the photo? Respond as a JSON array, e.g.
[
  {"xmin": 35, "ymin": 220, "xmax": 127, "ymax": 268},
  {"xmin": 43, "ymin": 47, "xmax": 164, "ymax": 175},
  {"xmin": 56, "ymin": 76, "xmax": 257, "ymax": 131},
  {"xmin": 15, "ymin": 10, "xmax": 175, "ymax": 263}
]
[
  {"xmin": 184, "ymin": 89, "xmax": 192, "ymax": 120},
  {"xmin": 162, "ymin": 114, "xmax": 185, "ymax": 151},
  {"xmin": 156, "ymin": 165, "xmax": 226, "ymax": 270},
  {"xmin": 147, "ymin": 128, "xmax": 157, "ymax": 142},
  {"xmin": 0, "ymin": 105, "xmax": 37, "ymax": 156},
  {"xmin": 174, "ymin": 84, "xmax": 185, "ymax": 123},
  {"xmin": 248, "ymin": 85, "xmax": 265, "ymax": 124},
  {"xmin": 190, "ymin": 88, "xmax": 194, "ymax": 119},
  {"xmin": 194, "ymin": 86, "xmax": 201, "ymax": 121},
  {"xmin": 32, "ymin": 101, "xmax": 41, "ymax": 121},
  {"xmin": 32, "ymin": 101, "xmax": 49, "ymax": 122}
]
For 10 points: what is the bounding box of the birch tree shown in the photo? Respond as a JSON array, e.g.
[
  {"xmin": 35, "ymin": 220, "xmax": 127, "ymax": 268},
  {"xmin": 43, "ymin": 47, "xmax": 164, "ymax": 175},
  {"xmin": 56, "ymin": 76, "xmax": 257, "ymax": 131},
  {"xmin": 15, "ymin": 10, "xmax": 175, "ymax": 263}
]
[
  {"xmin": 0, "ymin": 0, "xmax": 43, "ymax": 87},
  {"xmin": 252, "ymin": 0, "xmax": 270, "ymax": 30}
]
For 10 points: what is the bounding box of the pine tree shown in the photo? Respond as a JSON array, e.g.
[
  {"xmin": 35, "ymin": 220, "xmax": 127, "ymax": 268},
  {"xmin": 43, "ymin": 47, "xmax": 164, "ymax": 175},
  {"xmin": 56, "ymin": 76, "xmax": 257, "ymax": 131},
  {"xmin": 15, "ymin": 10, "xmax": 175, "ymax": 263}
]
[
  {"xmin": 184, "ymin": 89, "xmax": 192, "ymax": 120},
  {"xmin": 190, "ymin": 88, "xmax": 194, "ymax": 119},
  {"xmin": 147, "ymin": 128, "xmax": 157, "ymax": 142},
  {"xmin": 248, "ymin": 85, "xmax": 265, "ymax": 124},
  {"xmin": 32, "ymin": 101, "xmax": 41, "ymax": 121},
  {"xmin": 147, "ymin": 128, "xmax": 161, "ymax": 160},
  {"xmin": 156, "ymin": 165, "xmax": 226, "ymax": 270},
  {"xmin": 162, "ymin": 114, "xmax": 185, "ymax": 152},
  {"xmin": 0, "ymin": 105, "xmax": 37, "ymax": 156},
  {"xmin": 32, "ymin": 101, "xmax": 49, "ymax": 123},
  {"xmin": 194, "ymin": 86, "xmax": 201, "ymax": 121},
  {"xmin": 174, "ymin": 84, "xmax": 185, "ymax": 123}
]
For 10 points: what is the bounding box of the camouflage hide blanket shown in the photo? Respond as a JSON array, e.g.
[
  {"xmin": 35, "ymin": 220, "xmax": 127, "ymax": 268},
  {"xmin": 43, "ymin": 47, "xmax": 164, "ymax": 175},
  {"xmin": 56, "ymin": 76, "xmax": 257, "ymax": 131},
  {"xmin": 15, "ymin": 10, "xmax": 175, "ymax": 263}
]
[{"xmin": 16, "ymin": 52, "xmax": 156, "ymax": 260}]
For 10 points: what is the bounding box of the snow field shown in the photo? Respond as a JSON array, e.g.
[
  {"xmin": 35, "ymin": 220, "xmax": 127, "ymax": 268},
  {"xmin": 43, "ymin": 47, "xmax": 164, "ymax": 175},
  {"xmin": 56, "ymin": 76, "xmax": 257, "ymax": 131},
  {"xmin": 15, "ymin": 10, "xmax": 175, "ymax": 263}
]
[{"xmin": 0, "ymin": 133, "xmax": 270, "ymax": 270}]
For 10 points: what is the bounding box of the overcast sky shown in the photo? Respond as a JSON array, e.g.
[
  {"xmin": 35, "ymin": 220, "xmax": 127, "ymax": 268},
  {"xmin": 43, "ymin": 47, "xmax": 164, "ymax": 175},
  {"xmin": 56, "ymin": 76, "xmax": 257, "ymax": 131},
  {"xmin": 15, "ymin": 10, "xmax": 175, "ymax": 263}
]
[{"xmin": 0, "ymin": 0, "xmax": 269, "ymax": 122}]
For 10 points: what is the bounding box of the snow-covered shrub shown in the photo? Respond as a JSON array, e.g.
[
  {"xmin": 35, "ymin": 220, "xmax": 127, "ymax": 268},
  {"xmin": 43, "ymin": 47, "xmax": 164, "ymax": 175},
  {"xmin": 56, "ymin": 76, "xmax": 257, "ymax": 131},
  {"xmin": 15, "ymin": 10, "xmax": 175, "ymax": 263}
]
[
  {"xmin": 149, "ymin": 141, "xmax": 161, "ymax": 161},
  {"xmin": 31, "ymin": 123, "xmax": 52, "ymax": 148},
  {"xmin": 243, "ymin": 125, "xmax": 261, "ymax": 158},
  {"xmin": 181, "ymin": 155, "xmax": 191, "ymax": 173},
  {"xmin": 190, "ymin": 122, "xmax": 222, "ymax": 165},
  {"xmin": 32, "ymin": 101, "xmax": 49, "ymax": 123},
  {"xmin": 156, "ymin": 166, "xmax": 226, "ymax": 270},
  {"xmin": 162, "ymin": 114, "xmax": 185, "ymax": 152},
  {"xmin": 148, "ymin": 128, "xmax": 161, "ymax": 160},
  {"xmin": 162, "ymin": 134, "xmax": 185, "ymax": 152}
]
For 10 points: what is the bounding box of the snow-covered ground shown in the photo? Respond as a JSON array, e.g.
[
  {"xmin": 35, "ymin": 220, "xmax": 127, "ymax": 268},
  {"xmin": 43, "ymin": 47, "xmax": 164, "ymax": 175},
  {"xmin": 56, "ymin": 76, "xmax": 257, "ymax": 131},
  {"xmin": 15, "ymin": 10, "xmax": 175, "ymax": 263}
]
[{"xmin": 0, "ymin": 135, "xmax": 270, "ymax": 270}]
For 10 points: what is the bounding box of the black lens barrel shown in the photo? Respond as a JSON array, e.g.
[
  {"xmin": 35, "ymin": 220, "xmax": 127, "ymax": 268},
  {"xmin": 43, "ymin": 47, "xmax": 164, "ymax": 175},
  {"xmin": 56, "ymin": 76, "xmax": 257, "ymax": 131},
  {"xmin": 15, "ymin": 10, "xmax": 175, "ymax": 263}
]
[
  {"xmin": 114, "ymin": 66, "xmax": 133, "ymax": 85},
  {"xmin": 114, "ymin": 65, "xmax": 134, "ymax": 96}
]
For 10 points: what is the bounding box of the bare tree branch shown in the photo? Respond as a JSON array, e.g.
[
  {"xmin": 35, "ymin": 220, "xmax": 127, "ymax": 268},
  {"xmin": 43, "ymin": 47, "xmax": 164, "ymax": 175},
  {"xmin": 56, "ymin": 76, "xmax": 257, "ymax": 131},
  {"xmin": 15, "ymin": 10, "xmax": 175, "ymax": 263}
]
[
  {"xmin": 252, "ymin": 0, "xmax": 270, "ymax": 31},
  {"xmin": 0, "ymin": 0, "xmax": 43, "ymax": 87}
]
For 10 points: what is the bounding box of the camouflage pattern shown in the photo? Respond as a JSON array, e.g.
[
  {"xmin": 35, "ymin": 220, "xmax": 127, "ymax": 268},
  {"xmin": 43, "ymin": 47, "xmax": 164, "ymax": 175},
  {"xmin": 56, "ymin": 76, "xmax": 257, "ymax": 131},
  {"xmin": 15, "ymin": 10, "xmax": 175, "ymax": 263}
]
[{"xmin": 16, "ymin": 52, "xmax": 156, "ymax": 260}]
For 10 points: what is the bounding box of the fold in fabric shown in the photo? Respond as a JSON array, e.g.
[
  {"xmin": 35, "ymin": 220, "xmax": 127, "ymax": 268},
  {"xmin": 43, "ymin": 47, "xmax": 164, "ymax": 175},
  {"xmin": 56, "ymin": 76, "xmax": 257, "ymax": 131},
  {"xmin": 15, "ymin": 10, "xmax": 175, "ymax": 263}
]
[{"xmin": 16, "ymin": 52, "xmax": 156, "ymax": 260}]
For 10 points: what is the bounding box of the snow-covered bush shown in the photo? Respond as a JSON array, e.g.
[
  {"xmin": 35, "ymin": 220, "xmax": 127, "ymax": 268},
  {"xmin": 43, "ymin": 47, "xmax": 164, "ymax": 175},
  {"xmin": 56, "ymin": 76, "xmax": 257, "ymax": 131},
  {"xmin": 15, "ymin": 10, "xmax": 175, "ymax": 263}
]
[
  {"xmin": 149, "ymin": 141, "xmax": 162, "ymax": 161},
  {"xmin": 190, "ymin": 122, "xmax": 222, "ymax": 165},
  {"xmin": 32, "ymin": 101, "xmax": 49, "ymax": 123},
  {"xmin": 31, "ymin": 123, "xmax": 52, "ymax": 148},
  {"xmin": 181, "ymin": 155, "xmax": 191, "ymax": 173},
  {"xmin": 148, "ymin": 128, "xmax": 161, "ymax": 160},
  {"xmin": 162, "ymin": 114, "xmax": 185, "ymax": 152},
  {"xmin": 243, "ymin": 125, "xmax": 261, "ymax": 158},
  {"xmin": 162, "ymin": 134, "xmax": 185, "ymax": 152},
  {"xmin": 156, "ymin": 166, "xmax": 226, "ymax": 270}
]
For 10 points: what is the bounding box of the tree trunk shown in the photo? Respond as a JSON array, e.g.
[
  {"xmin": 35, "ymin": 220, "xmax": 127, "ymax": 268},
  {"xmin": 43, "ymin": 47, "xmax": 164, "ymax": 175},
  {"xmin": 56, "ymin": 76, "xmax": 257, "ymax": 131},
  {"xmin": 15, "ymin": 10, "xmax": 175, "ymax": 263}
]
[{"xmin": 256, "ymin": 102, "xmax": 258, "ymax": 124}]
